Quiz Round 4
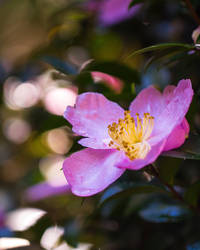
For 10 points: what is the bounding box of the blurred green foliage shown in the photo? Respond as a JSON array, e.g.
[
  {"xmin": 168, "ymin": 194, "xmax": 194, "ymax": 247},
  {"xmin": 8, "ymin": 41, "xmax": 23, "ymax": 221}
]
[{"xmin": 0, "ymin": 0, "xmax": 200, "ymax": 249}]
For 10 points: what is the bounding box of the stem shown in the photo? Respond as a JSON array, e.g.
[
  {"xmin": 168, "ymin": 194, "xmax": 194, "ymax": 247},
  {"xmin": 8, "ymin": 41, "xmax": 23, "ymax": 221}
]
[
  {"xmin": 150, "ymin": 164, "xmax": 200, "ymax": 215},
  {"xmin": 183, "ymin": 0, "xmax": 200, "ymax": 26}
]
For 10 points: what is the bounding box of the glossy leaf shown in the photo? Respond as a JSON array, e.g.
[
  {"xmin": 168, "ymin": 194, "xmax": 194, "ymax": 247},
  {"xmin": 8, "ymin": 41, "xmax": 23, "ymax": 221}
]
[
  {"xmin": 161, "ymin": 135, "xmax": 200, "ymax": 160},
  {"xmin": 139, "ymin": 201, "xmax": 190, "ymax": 223},
  {"xmin": 144, "ymin": 50, "xmax": 188, "ymax": 71},
  {"xmin": 126, "ymin": 43, "xmax": 194, "ymax": 60},
  {"xmin": 42, "ymin": 56, "xmax": 77, "ymax": 75},
  {"xmin": 99, "ymin": 183, "xmax": 167, "ymax": 206},
  {"xmin": 161, "ymin": 150, "xmax": 200, "ymax": 160},
  {"xmin": 184, "ymin": 181, "xmax": 200, "ymax": 206},
  {"xmin": 81, "ymin": 61, "xmax": 140, "ymax": 84},
  {"xmin": 187, "ymin": 241, "xmax": 200, "ymax": 250}
]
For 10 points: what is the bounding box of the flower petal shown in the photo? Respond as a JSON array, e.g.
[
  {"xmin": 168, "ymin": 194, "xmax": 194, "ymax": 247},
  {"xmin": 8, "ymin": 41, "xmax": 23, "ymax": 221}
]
[
  {"xmin": 24, "ymin": 182, "xmax": 71, "ymax": 202},
  {"xmin": 97, "ymin": 0, "xmax": 141, "ymax": 26},
  {"xmin": 163, "ymin": 118, "xmax": 189, "ymax": 151},
  {"xmin": 116, "ymin": 140, "xmax": 166, "ymax": 170},
  {"xmin": 149, "ymin": 79, "xmax": 193, "ymax": 145},
  {"xmin": 163, "ymin": 85, "xmax": 176, "ymax": 104},
  {"xmin": 63, "ymin": 148, "xmax": 125, "ymax": 196},
  {"xmin": 129, "ymin": 86, "xmax": 164, "ymax": 119},
  {"xmin": 64, "ymin": 92, "xmax": 124, "ymax": 149}
]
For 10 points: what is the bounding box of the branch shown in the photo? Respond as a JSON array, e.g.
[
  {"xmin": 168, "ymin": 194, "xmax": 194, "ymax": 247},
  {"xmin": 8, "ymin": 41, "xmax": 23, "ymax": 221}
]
[
  {"xmin": 150, "ymin": 164, "xmax": 200, "ymax": 215},
  {"xmin": 183, "ymin": 0, "xmax": 200, "ymax": 26}
]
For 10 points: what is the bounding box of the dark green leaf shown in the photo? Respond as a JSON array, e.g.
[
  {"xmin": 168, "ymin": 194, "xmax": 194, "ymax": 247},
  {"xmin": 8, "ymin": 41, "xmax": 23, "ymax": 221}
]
[
  {"xmin": 157, "ymin": 50, "xmax": 190, "ymax": 70},
  {"xmin": 143, "ymin": 49, "xmax": 186, "ymax": 71},
  {"xmin": 81, "ymin": 61, "xmax": 140, "ymax": 84},
  {"xmin": 184, "ymin": 181, "xmax": 200, "ymax": 206},
  {"xmin": 99, "ymin": 183, "xmax": 167, "ymax": 206},
  {"xmin": 139, "ymin": 201, "xmax": 190, "ymax": 223},
  {"xmin": 126, "ymin": 43, "xmax": 194, "ymax": 60},
  {"xmin": 187, "ymin": 241, "xmax": 200, "ymax": 250},
  {"xmin": 181, "ymin": 134, "xmax": 200, "ymax": 155},
  {"xmin": 159, "ymin": 161, "xmax": 180, "ymax": 185},
  {"xmin": 161, "ymin": 134, "xmax": 200, "ymax": 160},
  {"xmin": 161, "ymin": 150, "xmax": 200, "ymax": 160},
  {"xmin": 63, "ymin": 220, "xmax": 80, "ymax": 248},
  {"xmin": 42, "ymin": 56, "xmax": 77, "ymax": 75}
]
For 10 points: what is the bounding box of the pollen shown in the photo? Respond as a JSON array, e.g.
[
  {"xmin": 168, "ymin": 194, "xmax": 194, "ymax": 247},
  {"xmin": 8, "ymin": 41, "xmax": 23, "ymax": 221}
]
[{"xmin": 108, "ymin": 111, "xmax": 154, "ymax": 160}]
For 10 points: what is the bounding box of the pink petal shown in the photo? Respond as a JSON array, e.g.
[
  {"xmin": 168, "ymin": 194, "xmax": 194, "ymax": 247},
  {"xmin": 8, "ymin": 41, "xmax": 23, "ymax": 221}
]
[
  {"xmin": 91, "ymin": 71, "xmax": 124, "ymax": 94},
  {"xmin": 149, "ymin": 79, "xmax": 193, "ymax": 145},
  {"xmin": 163, "ymin": 118, "xmax": 189, "ymax": 151},
  {"xmin": 64, "ymin": 92, "xmax": 124, "ymax": 149},
  {"xmin": 163, "ymin": 85, "xmax": 190, "ymax": 151},
  {"xmin": 116, "ymin": 140, "xmax": 166, "ymax": 170},
  {"xmin": 129, "ymin": 86, "xmax": 164, "ymax": 119},
  {"xmin": 24, "ymin": 182, "xmax": 71, "ymax": 202},
  {"xmin": 63, "ymin": 148, "xmax": 125, "ymax": 196},
  {"xmin": 97, "ymin": 0, "xmax": 141, "ymax": 26},
  {"xmin": 163, "ymin": 85, "xmax": 176, "ymax": 104}
]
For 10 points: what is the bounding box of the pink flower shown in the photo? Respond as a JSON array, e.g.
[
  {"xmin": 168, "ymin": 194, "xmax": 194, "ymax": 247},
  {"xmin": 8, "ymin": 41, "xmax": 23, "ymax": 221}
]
[
  {"xmin": 63, "ymin": 79, "xmax": 193, "ymax": 196},
  {"xmin": 91, "ymin": 71, "xmax": 124, "ymax": 94},
  {"xmin": 87, "ymin": 0, "xmax": 141, "ymax": 26}
]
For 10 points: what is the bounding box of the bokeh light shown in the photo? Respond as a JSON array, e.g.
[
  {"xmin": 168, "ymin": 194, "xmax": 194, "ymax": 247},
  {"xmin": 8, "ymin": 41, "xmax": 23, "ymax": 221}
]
[
  {"xmin": 3, "ymin": 118, "xmax": 31, "ymax": 144},
  {"xmin": 43, "ymin": 87, "xmax": 77, "ymax": 116},
  {"xmin": 44, "ymin": 127, "xmax": 73, "ymax": 155},
  {"xmin": 39, "ymin": 155, "xmax": 67, "ymax": 186},
  {"xmin": 3, "ymin": 77, "xmax": 40, "ymax": 110}
]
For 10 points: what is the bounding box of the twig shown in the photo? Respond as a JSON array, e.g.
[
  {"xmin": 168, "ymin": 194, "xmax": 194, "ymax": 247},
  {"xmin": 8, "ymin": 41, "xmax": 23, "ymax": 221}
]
[
  {"xmin": 183, "ymin": 0, "xmax": 200, "ymax": 26},
  {"xmin": 150, "ymin": 164, "xmax": 200, "ymax": 215}
]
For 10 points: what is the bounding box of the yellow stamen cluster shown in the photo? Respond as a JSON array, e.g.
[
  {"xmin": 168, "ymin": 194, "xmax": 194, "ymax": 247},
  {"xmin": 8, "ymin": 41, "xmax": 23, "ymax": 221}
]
[{"xmin": 108, "ymin": 111, "xmax": 154, "ymax": 160}]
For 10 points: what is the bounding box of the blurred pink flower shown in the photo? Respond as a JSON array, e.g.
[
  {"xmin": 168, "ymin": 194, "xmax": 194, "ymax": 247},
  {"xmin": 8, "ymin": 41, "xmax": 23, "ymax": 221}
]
[
  {"xmin": 63, "ymin": 79, "xmax": 193, "ymax": 196},
  {"xmin": 87, "ymin": 0, "xmax": 141, "ymax": 26},
  {"xmin": 0, "ymin": 209, "xmax": 5, "ymax": 227},
  {"xmin": 91, "ymin": 71, "xmax": 124, "ymax": 94},
  {"xmin": 25, "ymin": 182, "xmax": 71, "ymax": 202}
]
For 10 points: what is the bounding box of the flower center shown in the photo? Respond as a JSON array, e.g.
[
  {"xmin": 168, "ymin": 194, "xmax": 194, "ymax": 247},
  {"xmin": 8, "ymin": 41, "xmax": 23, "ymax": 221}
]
[{"xmin": 108, "ymin": 111, "xmax": 154, "ymax": 160}]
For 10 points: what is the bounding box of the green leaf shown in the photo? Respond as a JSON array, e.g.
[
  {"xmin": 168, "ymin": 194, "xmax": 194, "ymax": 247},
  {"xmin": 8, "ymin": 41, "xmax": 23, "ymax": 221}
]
[
  {"xmin": 184, "ymin": 181, "xmax": 200, "ymax": 206},
  {"xmin": 143, "ymin": 49, "xmax": 186, "ymax": 71},
  {"xmin": 187, "ymin": 241, "xmax": 200, "ymax": 250},
  {"xmin": 139, "ymin": 201, "xmax": 190, "ymax": 223},
  {"xmin": 126, "ymin": 43, "xmax": 194, "ymax": 60},
  {"xmin": 181, "ymin": 134, "xmax": 200, "ymax": 155},
  {"xmin": 161, "ymin": 150, "xmax": 200, "ymax": 160},
  {"xmin": 63, "ymin": 220, "xmax": 80, "ymax": 248},
  {"xmin": 161, "ymin": 134, "xmax": 200, "ymax": 160},
  {"xmin": 82, "ymin": 61, "xmax": 140, "ymax": 84},
  {"xmin": 42, "ymin": 56, "xmax": 77, "ymax": 75},
  {"xmin": 159, "ymin": 161, "xmax": 180, "ymax": 185},
  {"xmin": 99, "ymin": 183, "xmax": 167, "ymax": 206}
]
